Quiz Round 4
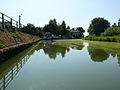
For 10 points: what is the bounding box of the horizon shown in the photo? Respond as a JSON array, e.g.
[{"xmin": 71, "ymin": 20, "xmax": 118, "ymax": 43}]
[{"xmin": 0, "ymin": 0, "xmax": 120, "ymax": 35}]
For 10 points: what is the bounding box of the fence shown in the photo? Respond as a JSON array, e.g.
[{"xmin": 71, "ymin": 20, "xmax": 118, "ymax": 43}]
[
  {"xmin": 0, "ymin": 12, "xmax": 24, "ymax": 31},
  {"xmin": 0, "ymin": 55, "xmax": 30, "ymax": 90}
]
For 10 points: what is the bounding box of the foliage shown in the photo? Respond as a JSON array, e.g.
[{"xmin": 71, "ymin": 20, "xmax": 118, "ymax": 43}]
[
  {"xmin": 21, "ymin": 23, "xmax": 41, "ymax": 35},
  {"xmin": 61, "ymin": 21, "xmax": 67, "ymax": 35},
  {"xmin": 118, "ymin": 19, "xmax": 120, "ymax": 27},
  {"xmin": 88, "ymin": 17, "xmax": 110, "ymax": 36},
  {"xmin": 76, "ymin": 27, "xmax": 85, "ymax": 37},
  {"xmin": 84, "ymin": 35, "xmax": 120, "ymax": 42},
  {"xmin": 67, "ymin": 26, "xmax": 70, "ymax": 30},
  {"xmin": 101, "ymin": 27, "xmax": 120, "ymax": 36},
  {"xmin": 0, "ymin": 43, "xmax": 6, "ymax": 49},
  {"xmin": 112, "ymin": 23, "xmax": 117, "ymax": 27},
  {"xmin": 76, "ymin": 27, "xmax": 85, "ymax": 33},
  {"xmin": 43, "ymin": 19, "xmax": 69, "ymax": 36}
]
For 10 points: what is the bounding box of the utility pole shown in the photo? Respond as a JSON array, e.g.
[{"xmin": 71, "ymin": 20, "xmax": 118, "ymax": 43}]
[
  {"xmin": 19, "ymin": 14, "xmax": 22, "ymax": 30},
  {"xmin": 19, "ymin": 15, "xmax": 21, "ymax": 29}
]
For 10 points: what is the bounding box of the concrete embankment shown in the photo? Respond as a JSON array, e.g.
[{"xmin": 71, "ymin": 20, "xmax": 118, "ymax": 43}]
[
  {"xmin": 0, "ymin": 40, "xmax": 40, "ymax": 63},
  {"xmin": 0, "ymin": 31, "xmax": 41, "ymax": 63}
]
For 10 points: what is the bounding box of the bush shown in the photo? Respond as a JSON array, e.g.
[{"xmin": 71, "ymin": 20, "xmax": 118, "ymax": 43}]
[
  {"xmin": 101, "ymin": 27, "xmax": 120, "ymax": 36},
  {"xmin": 84, "ymin": 35, "xmax": 120, "ymax": 43},
  {"xmin": 0, "ymin": 43, "xmax": 6, "ymax": 49}
]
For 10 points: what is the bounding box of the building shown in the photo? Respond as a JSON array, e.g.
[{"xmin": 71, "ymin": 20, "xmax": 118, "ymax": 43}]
[
  {"xmin": 69, "ymin": 30, "xmax": 81, "ymax": 38},
  {"xmin": 42, "ymin": 32, "xmax": 52, "ymax": 40}
]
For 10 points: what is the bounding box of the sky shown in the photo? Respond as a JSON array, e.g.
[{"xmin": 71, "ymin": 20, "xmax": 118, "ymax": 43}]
[{"xmin": 0, "ymin": 0, "xmax": 120, "ymax": 35}]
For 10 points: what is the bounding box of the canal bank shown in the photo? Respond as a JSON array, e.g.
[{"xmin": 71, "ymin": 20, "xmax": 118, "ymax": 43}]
[
  {"xmin": 0, "ymin": 40, "xmax": 40, "ymax": 63},
  {"xmin": 0, "ymin": 31, "xmax": 41, "ymax": 63}
]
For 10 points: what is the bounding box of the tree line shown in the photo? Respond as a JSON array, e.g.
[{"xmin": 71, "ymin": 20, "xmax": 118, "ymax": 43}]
[
  {"xmin": 87, "ymin": 17, "xmax": 120, "ymax": 36},
  {"xmin": 43, "ymin": 19, "xmax": 70, "ymax": 36},
  {"xmin": 21, "ymin": 19, "xmax": 85, "ymax": 38},
  {"xmin": 85, "ymin": 17, "xmax": 120, "ymax": 42}
]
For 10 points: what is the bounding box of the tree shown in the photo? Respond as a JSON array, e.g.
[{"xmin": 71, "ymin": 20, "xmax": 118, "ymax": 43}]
[
  {"xmin": 112, "ymin": 23, "xmax": 117, "ymax": 27},
  {"xmin": 61, "ymin": 21, "xmax": 67, "ymax": 35},
  {"xmin": 88, "ymin": 17, "xmax": 110, "ymax": 36},
  {"xmin": 43, "ymin": 19, "xmax": 58, "ymax": 35},
  {"xmin": 76, "ymin": 27, "xmax": 85, "ymax": 33},
  {"xmin": 57, "ymin": 24, "xmax": 62, "ymax": 35},
  {"xmin": 118, "ymin": 19, "xmax": 120, "ymax": 27},
  {"xmin": 101, "ymin": 27, "xmax": 120, "ymax": 36},
  {"xmin": 21, "ymin": 23, "xmax": 38, "ymax": 35},
  {"xmin": 43, "ymin": 19, "xmax": 70, "ymax": 36},
  {"xmin": 76, "ymin": 27, "xmax": 85, "ymax": 37},
  {"xmin": 67, "ymin": 26, "xmax": 70, "ymax": 30}
]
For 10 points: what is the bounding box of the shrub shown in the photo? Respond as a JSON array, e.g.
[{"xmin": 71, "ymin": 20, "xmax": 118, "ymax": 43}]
[
  {"xmin": 101, "ymin": 27, "xmax": 120, "ymax": 36},
  {"xmin": 0, "ymin": 43, "xmax": 6, "ymax": 49}
]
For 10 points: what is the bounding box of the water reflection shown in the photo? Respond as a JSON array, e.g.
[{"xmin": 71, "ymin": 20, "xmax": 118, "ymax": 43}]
[
  {"xmin": 87, "ymin": 42, "xmax": 120, "ymax": 64},
  {"xmin": 0, "ymin": 40, "xmax": 85, "ymax": 90},
  {"xmin": 1, "ymin": 40, "xmax": 120, "ymax": 90},
  {"xmin": 38, "ymin": 41, "xmax": 84, "ymax": 59},
  {"xmin": 87, "ymin": 46, "xmax": 109, "ymax": 62},
  {"xmin": 0, "ymin": 43, "xmax": 39, "ymax": 90}
]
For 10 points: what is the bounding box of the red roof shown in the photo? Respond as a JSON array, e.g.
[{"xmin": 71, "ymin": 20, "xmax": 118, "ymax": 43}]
[{"xmin": 69, "ymin": 30, "xmax": 80, "ymax": 33}]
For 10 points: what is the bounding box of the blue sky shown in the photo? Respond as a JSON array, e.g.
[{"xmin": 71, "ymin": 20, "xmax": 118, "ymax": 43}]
[{"xmin": 0, "ymin": 0, "xmax": 120, "ymax": 35}]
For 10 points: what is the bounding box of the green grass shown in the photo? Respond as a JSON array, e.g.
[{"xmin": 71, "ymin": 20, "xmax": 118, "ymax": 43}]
[
  {"xmin": 84, "ymin": 35, "xmax": 120, "ymax": 42},
  {"xmin": 53, "ymin": 39, "xmax": 83, "ymax": 47}
]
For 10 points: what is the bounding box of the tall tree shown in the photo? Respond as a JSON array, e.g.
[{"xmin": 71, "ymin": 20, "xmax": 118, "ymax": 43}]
[
  {"xmin": 61, "ymin": 21, "xmax": 67, "ymax": 35},
  {"xmin": 76, "ymin": 27, "xmax": 85, "ymax": 37},
  {"xmin": 43, "ymin": 19, "xmax": 58, "ymax": 35},
  {"xmin": 88, "ymin": 17, "xmax": 110, "ymax": 36},
  {"xmin": 76, "ymin": 27, "xmax": 85, "ymax": 33}
]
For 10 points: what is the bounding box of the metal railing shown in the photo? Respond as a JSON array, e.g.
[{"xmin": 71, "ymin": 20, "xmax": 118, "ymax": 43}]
[{"xmin": 0, "ymin": 12, "xmax": 24, "ymax": 31}]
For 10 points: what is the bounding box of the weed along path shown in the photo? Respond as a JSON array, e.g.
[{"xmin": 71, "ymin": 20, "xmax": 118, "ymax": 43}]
[{"xmin": 0, "ymin": 39, "xmax": 120, "ymax": 90}]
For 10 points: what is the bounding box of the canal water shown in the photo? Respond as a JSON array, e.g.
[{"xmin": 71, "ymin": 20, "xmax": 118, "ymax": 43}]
[{"xmin": 0, "ymin": 39, "xmax": 120, "ymax": 90}]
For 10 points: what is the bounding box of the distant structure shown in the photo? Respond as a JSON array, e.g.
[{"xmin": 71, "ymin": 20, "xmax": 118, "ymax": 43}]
[{"xmin": 69, "ymin": 29, "xmax": 81, "ymax": 38}]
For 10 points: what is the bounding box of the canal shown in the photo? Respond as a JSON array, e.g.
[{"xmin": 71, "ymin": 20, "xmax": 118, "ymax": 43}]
[{"xmin": 0, "ymin": 39, "xmax": 120, "ymax": 90}]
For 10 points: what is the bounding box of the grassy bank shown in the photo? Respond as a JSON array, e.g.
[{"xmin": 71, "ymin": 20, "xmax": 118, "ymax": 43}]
[
  {"xmin": 0, "ymin": 31, "xmax": 40, "ymax": 49},
  {"xmin": 84, "ymin": 35, "xmax": 120, "ymax": 42},
  {"xmin": 0, "ymin": 31, "xmax": 41, "ymax": 63}
]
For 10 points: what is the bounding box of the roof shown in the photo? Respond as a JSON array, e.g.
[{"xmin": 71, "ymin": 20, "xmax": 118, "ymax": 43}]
[
  {"xmin": 41, "ymin": 32, "xmax": 51, "ymax": 35},
  {"xmin": 69, "ymin": 30, "xmax": 80, "ymax": 33}
]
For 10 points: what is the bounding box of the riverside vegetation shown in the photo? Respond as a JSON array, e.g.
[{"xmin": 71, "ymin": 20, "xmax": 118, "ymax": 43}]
[{"xmin": 85, "ymin": 18, "xmax": 120, "ymax": 42}]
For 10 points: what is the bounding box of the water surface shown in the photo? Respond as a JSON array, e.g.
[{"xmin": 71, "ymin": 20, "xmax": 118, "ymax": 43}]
[{"xmin": 0, "ymin": 39, "xmax": 120, "ymax": 90}]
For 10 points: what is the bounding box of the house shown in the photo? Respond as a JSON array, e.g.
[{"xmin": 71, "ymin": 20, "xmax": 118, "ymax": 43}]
[
  {"xmin": 42, "ymin": 32, "xmax": 52, "ymax": 40},
  {"xmin": 69, "ymin": 30, "xmax": 81, "ymax": 38}
]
